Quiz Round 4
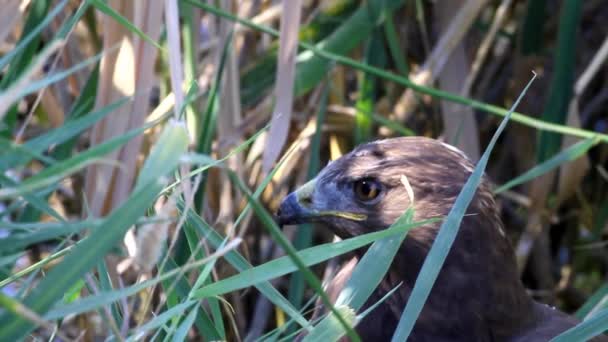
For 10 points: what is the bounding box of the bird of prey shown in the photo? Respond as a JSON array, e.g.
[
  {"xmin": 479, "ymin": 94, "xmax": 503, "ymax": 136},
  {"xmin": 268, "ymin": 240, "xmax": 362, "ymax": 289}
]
[{"xmin": 277, "ymin": 137, "xmax": 607, "ymax": 341}]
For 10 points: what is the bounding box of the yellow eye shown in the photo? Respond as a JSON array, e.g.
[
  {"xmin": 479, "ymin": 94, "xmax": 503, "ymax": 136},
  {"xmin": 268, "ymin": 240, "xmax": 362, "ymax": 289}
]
[{"xmin": 353, "ymin": 179, "xmax": 382, "ymax": 202}]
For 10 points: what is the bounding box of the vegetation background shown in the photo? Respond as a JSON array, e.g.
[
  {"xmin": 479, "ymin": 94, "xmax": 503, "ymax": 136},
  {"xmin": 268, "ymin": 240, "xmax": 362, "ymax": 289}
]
[{"xmin": 0, "ymin": 0, "xmax": 607, "ymax": 340}]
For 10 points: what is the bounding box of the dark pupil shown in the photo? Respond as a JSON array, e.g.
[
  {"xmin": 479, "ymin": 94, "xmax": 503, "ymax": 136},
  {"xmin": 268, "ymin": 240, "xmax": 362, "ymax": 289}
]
[{"xmin": 360, "ymin": 181, "xmax": 372, "ymax": 196}]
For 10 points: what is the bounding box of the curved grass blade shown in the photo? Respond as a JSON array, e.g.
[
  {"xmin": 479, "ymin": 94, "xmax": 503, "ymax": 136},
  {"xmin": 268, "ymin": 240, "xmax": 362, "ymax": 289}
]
[
  {"xmin": 0, "ymin": 98, "xmax": 128, "ymax": 169},
  {"xmin": 551, "ymin": 308, "xmax": 608, "ymax": 342},
  {"xmin": 192, "ymin": 218, "xmax": 437, "ymax": 299},
  {"xmin": 0, "ymin": 121, "xmax": 153, "ymax": 200},
  {"xmin": 391, "ymin": 73, "xmax": 537, "ymax": 341},
  {"xmin": 494, "ymin": 136, "xmax": 599, "ymax": 194}
]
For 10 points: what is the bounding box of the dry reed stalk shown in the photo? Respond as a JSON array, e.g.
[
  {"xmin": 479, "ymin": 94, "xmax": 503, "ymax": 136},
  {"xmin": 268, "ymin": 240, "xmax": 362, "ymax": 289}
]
[
  {"xmin": 262, "ymin": 0, "xmax": 303, "ymax": 173},
  {"xmin": 435, "ymin": 0, "xmax": 480, "ymax": 160},
  {"xmin": 556, "ymin": 34, "xmax": 608, "ymax": 205},
  {"xmin": 0, "ymin": 0, "xmax": 30, "ymax": 45},
  {"xmin": 85, "ymin": 1, "xmax": 163, "ymax": 215},
  {"xmin": 393, "ymin": 0, "xmax": 488, "ymax": 121}
]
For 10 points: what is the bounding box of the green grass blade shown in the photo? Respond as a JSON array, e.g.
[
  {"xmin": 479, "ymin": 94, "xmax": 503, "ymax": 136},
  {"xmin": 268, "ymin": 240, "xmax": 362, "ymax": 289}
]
[
  {"xmin": 551, "ymin": 308, "xmax": 608, "ymax": 342},
  {"xmin": 0, "ymin": 0, "xmax": 66, "ymax": 71},
  {"xmin": 192, "ymin": 218, "xmax": 437, "ymax": 299},
  {"xmin": 288, "ymin": 85, "xmax": 329, "ymax": 310},
  {"xmin": 0, "ymin": 179, "xmax": 166, "ymax": 339},
  {"xmin": 303, "ymin": 208, "xmax": 415, "ymax": 340},
  {"xmin": 0, "ymin": 174, "xmax": 64, "ymax": 222},
  {"xmin": 0, "ymin": 98, "xmax": 127, "ymax": 168},
  {"xmin": 495, "ymin": 136, "xmax": 598, "ymax": 194},
  {"xmin": 536, "ymin": 0, "xmax": 582, "ymax": 163},
  {"xmin": 391, "ymin": 74, "xmax": 537, "ymax": 341},
  {"xmin": 576, "ymin": 284, "xmax": 608, "ymax": 320},
  {"xmin": 0, "ymin": 122, "xmax": 150, "ymax": 200},
  {"xmin": 172, "ymin": 307, "xmax": 198, "ymax": 342},
  {"xmin": 126, "ymin": 302, "xmax": 196, "ymax": 342},
  {"xmin": 0, "ymin": 221, "xmax": 96, "ymax": 252}
]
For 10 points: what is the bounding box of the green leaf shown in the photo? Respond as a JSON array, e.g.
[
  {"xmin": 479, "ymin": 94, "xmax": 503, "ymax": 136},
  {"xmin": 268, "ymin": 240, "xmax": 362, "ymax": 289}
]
[
  {"xmin": 536, "ymin": 0, "xmax": 582, "ymax": 162},
  {"xmin": 551, "ymin": 308, "xmax": 608, "ymax": 342},
  {"xmin": 172, "ymin": 307, "xmax": 198, "ymax": 342},
  {"xmin": 495, "ymin": 136, "xmax": 598, "ymax": 194},
  {"xmin": 192, "ymin": 217, "xmax": 436, "ymax": 299},
  {"xmin": 126, "ymin": 302, "xmax": 196, "ymax": 342},
  {"xmin": 0, "ymin": 98, "xmax": 127, "ymax": 169},
  {"xmin": 0, "ymin": 122, "xmax": 148, "ymax": 200}
]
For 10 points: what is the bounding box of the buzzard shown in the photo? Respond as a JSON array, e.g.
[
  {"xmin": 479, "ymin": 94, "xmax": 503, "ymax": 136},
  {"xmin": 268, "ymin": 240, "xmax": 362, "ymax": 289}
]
[{"xmin": 277, "ymin": 137, "xmax": 606, "ymax": 341}]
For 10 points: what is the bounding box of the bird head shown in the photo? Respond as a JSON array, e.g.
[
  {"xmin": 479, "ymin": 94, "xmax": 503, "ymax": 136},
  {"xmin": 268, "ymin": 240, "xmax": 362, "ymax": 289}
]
[{"xmin": 276, "ymin": 136, "xmax": 495, "ymax": 241}]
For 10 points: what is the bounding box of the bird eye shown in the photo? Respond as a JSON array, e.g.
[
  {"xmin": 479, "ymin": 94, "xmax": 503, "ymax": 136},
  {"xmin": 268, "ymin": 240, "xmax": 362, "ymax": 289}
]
[{"xmin": 353, "ymin": 178, "xmax": 382, "ymax": 203}]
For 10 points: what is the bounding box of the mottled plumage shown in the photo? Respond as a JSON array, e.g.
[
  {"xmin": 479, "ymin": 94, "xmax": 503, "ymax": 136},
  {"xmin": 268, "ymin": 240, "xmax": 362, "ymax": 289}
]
[{"xmin": 277, "ymin": 137, "xmax": 607, "ymax": 341}]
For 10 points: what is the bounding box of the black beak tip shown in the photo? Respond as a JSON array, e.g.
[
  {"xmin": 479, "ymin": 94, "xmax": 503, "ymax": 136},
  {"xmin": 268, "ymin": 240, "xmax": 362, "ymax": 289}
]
[{"xmin": 276, "ymin": 192, "xmax": 302, "ymax": 227}]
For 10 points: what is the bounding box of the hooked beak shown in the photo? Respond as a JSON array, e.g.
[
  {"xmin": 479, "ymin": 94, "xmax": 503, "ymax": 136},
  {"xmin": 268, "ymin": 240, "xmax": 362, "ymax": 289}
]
[
  {"xmin": 276, "ymin": 178, "xmax": 367, "ymax": 227},
  {"xmin": 276, "ymin": 179, "xmax": 316, "ymax": 226}
]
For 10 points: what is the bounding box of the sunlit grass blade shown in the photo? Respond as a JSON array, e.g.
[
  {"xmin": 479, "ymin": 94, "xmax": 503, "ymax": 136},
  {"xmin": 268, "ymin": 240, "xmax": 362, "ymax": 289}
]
[
  {"xmin": 576, "ymin": 283, "xmax": 608, "ymax": 320},
  {"xmin": 0, "ymin": 98, "xmax": 127, "ymax": 168},
  {"xmin": 391, "ymin": 73, "xmax": 537, "ymax": 341},
  {"xmin": 192, "ymin": 217, "xmax": 437, "ymax": 299},
  {"xmin": 494, "ymin": 136, "xmax": 598, "ymax": 194},
  {"xmin": 0, "ymin": 121, "xmax": 155, "ymax": 200},
  {"xmin": 551, "ymin": 308, "xmax": 608, "ymax": 342},
  {"xmin": 0, "ymin": 122, "xmax": 188, "ymax": 339}
]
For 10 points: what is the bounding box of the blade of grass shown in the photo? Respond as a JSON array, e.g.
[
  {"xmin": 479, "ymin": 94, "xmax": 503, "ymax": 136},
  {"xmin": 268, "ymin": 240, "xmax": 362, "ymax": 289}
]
[
  {"xmin": 288, "ymin": 84, "xmax": 329, "ymax": 310},
  {"xmin": 576, "ymin": 284, "xmax": 608, "ymax": 320},
  {"xmin": 192, "ymin": 218, "xmax": 438, "ymax": 299},
  {"xmin": 537, "ymin": 0, "xmax": 582, "ymax": 163},
  {"xmin": 551, "ymin": 308, "xmax": 608, "ymax": 342},
  {"xmin": 0, "ymin": 98, "xmax": 127, "ymax": 169},
  {"xmin": 391, "ymin": 73, "xmax": 537, "ymax": 341},
  {"xmin": 354, "ymin": 29, "xmax": 385, "ymax": 144},
  {"xmin": 495, "ymin": 136, "xmax": 599, "ymax": 194},
  {"xmin": 0, "ymin": 120, "xmax": 156, "ymax": 200},
  {"xmin": 178, "ymin": 201, "xmax": 312, "ymax": 330}
]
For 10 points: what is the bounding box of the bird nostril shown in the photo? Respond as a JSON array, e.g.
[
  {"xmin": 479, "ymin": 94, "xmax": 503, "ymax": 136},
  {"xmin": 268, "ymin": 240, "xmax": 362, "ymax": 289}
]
[{"xmin": 300, "ymin": 197, "xmax": 312, "ymax": 207}]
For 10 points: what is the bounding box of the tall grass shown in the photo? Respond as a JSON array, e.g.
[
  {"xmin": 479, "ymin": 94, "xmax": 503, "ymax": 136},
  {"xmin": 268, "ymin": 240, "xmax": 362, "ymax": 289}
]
[{"xmin": 0, "ymin": 1, "xmax": 606, "ymax": 341}]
